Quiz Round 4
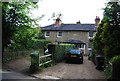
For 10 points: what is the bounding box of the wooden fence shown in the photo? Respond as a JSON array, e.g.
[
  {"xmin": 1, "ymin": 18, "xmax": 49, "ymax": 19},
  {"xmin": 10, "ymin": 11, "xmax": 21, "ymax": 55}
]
[
  {"xmin": 30, "ymin": 51, "xmax": 52, "ymax": 70},
  {"xmin": 39, "ymin": 54, "xmax": 52, "ymax": 66}
]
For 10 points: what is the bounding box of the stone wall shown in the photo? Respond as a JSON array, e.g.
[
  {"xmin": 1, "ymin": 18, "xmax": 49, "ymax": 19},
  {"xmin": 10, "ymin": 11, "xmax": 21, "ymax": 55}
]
[{"xmin": 43, "ymin": 30, "xmax": 95, "ymax": 54}]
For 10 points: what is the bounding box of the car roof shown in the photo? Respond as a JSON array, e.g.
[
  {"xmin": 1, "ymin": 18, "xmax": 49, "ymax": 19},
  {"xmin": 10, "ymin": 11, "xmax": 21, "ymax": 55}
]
[{"xmin": 68, "ymin": 49, "xmax": 81, "ymax": 54}]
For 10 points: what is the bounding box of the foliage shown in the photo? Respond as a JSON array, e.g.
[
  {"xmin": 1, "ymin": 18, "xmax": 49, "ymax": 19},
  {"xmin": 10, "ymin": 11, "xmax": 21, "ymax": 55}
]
[
  {"xmin": 2, "ymin": 2, "xmax": 40, "ymax": 51},
  {"xmin": 93, "ymin": 23, "xmax": 104, "ymax": 55},
  {"xmin": 93, "ymin": 2, "xmax": 120, "ymax": 79},
  {"xmin": 109, "ymin": 55, "xmax": 120, "ymax": 63},
  {"xmin": 59, "ymin": 44, "xmax": 75, "ymax": 46},
  {"xmin": 104, "ymin": 64, "xmax": 112, "ymax": 79},
  {"xmin": 32, "ymin": 39, "xmax": 51, "ymax": 50},
  {"xmin": 93, "ymin": 2, "xmax": 120, "ymax": 60},
  {"xmin": 48, "ymin": 12, "xmax": 63, "ymax": 22},
  {"xmin": 48, "ymin": 44, "xmax": 75, "ymax": 63},
  {"xmin": 5, "ymin": 52, "xmax": 28, "ymax": 64}
]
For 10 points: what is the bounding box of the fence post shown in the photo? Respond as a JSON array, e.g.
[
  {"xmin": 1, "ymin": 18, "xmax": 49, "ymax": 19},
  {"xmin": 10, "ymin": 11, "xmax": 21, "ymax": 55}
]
[{"xmin": 30, "ymin": 51, "xmax": 39, "ymax": 71}]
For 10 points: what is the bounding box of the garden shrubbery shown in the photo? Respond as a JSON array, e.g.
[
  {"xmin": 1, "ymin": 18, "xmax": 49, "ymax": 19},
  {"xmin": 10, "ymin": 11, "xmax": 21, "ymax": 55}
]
[
  {"xmin": 92, "ymin": 2, "xmax": 120, "ymax": 79},
  {"xmin": 48, "ymin": 44, "xmax": 75, "ymax": 63},
  {"xmin": 3, "ymin": 39, "xmax": 51, "ymax": 63}
]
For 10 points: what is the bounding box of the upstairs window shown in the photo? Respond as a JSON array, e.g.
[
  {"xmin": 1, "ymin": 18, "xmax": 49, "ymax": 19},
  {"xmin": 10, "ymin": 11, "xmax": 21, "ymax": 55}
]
[
  {"xmin": 57, "ymin": 31, "xmax": 62, "ymax": 37},
  {"xmin": 89, "ymin": 31, "xmax": 94, "ymax": 37},
  {"xmin": 45, "ymin": 31, "xmax": 50, "ymax": 37}
]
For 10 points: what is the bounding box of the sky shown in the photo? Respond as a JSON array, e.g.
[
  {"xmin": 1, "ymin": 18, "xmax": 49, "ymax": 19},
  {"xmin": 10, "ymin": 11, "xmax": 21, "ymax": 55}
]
[{"xmin": 31, "ymin": 0, "xmax": 108, "ymax": 27}]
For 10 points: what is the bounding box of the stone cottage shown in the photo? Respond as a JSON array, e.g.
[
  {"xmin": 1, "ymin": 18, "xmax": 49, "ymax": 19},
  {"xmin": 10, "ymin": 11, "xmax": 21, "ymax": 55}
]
[{"xmin": 41, "ymin": 16, "xmax": 100, "ymax": 54}]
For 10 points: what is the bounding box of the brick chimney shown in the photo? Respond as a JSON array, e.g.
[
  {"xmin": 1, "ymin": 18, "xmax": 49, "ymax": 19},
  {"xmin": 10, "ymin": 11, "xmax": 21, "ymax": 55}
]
[
  {"xmin": 76, "ymin": 20, "xmax": 81, "ymax": 24},
  {"xmin": 55, "ymin": 17, "xmax": 61, "ymax": 26},
  {"xmin": 95, "ymin": 16, "xmax": 100, "ymax": 25}
]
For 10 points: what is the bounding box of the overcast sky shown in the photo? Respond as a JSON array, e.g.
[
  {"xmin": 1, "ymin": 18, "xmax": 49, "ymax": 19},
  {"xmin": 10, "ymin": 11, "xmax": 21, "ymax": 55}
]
[{"xmin": 31, "ymin": 0, "xmax": 108, "ymax": 27}]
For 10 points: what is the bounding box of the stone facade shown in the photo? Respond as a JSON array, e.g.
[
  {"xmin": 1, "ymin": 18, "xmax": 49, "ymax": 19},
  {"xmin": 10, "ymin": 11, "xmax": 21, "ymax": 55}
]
[
  {"xmin": 41, "ymin": 17, "xmax": 100, "ymax": 54},
  {"xmin": 43, "ymin": 30, "xmax": 95, "ymax": 54}
]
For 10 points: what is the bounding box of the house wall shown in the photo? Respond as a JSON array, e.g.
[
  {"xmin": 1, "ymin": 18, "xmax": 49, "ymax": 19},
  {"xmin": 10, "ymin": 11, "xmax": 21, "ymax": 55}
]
[{"xmin": 43, "ymin": 30, "xmax": 94, "ymax": 54}]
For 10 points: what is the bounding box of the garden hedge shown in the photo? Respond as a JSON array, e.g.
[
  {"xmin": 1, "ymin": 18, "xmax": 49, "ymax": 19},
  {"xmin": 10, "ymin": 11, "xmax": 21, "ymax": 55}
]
[{"xmin": 48, "ymin": 44, "xmax": 75, "ymax": 63}]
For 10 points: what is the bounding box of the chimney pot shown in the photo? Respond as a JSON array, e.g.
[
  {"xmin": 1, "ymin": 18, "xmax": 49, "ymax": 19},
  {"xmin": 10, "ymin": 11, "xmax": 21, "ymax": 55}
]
[
  {"xmin": 95, "ymin": 16, "xmax": 100, "ymax": 25},
  {"xmin": 55, "ymin": 17, "xmax": 61, "ymax": 26},
  {"xmin": 76, "ymin": 20, "xmax": 81, "ymax": 24}
]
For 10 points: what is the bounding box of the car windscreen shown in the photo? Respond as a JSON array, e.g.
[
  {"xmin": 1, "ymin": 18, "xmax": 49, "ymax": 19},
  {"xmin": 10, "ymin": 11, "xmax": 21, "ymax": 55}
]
[{"xmin": 68, "ymin": 50, "xmax": 81, "ymax": 54}]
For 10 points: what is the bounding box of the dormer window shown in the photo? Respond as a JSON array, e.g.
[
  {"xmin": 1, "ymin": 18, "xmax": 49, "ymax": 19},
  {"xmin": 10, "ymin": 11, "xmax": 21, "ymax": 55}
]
[
  {"xmin": 45, "ymin": 31, "xmax": 50, "ymax": 37},
  {"xmin": 57, "ymin": 31, "xmax": 62, "ymax": 37}
]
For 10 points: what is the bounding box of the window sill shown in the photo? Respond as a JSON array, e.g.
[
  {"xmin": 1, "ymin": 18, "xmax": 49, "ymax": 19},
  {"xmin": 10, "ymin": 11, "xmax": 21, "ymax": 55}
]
[
  {"xmin": 88, "ymin": 48, "xmax": 92, "ymax": 50},
  {"xmin": 88, "ymin": 37, "xmax": 94, "ymax": 39},
  {"xmin": 57, "ymin": 36, "xmax": 62, "ymax": 38},
  {"xmin": 45, "ymin": 36, "xmax": 50, "ymax": 37}
]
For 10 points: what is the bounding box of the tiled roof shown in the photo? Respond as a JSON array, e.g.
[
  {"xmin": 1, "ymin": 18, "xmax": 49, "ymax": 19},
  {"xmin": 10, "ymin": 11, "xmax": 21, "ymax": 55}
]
[{"xmin": 41, "ymin": 24, "xmax": 96, "ymax": 31}]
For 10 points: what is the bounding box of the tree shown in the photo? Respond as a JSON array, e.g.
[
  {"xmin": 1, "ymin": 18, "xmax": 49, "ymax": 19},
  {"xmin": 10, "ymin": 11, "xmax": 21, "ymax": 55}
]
[
  {"xmin": 93, "ymin": 2, "xmax": 120, "ymax": 59},
  {"xmin": 102, "ymin": 2, "xmax": 120, "ymax": 59},
  {"xmin": 48, "ymin": 12, "xmax": 63, "ymax": 23},
  {"xmin": 2, "ymin": 2, "xmax": 40, "ymax": 51},
  {"xmin": 93, "ymin": 22, "xmax": 104, "ymax": 55}
]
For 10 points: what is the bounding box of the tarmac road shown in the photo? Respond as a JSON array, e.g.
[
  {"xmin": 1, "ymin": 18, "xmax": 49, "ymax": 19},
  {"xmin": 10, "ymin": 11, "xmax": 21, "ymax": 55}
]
[{"xmin": 2, "ymin": 70, "xmax": 36, "ymax": 79}]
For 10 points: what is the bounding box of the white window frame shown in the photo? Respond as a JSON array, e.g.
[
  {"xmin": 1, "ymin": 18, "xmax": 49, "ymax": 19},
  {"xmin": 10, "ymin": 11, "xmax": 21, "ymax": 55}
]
[
  {"xmin": 57, "ymin": 31, "xmax": 62, "ymax": 37},
  {"xmin": 88, "ymin": 42, "xmax": 92, "ymax": 50},
  {"xmin": 45, "ymin": 31, "xmax": 50, "ymax": 37},
  {"xmin": 88, "ymin": 31, "xmax": 94, "ymax": 39}
]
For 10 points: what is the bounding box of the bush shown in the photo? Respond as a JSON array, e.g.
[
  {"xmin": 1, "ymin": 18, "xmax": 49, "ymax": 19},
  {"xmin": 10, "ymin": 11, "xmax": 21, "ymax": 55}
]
[
  {"xmin": 3, "ymin": 39, "xmax": 51, "ymax": 63},
  {"xmin": 48, "ymin": 44, "xmax": 75, "ymax": 63},
  {"xmin": 104, "ymin": 55, "xmax": 120, "ymax": 79},
  {"xmin": 4, "ymin": 39, "xmax": 51, "ymax": 52},
  {"xmin": 31, "ymin": 39, "xmax": 51, "ymax": 50},
  {"xmin": 110, "ymin": 55, "xmax": 120, "ymax": 64},
  {"xmin": 104, "ymin": 64, "xmax": 112, "ymax": 79}
]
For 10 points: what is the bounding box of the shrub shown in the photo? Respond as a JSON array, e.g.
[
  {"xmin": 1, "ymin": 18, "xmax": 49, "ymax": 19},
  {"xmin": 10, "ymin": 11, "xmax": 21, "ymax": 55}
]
[
  {"xmin": 48, "ymin": 44, "xmax": 75, "ymax": 63},
  {"xmin": 3, "ymin": 39, "xmax": 51, "ymax": 63},
  {"xmin": 104, "ymin": 64, "xmax": 112, "ymax": 79},
  {"xmin": 109, "ymin": 55, "xmax": 120, "ymax": 64}
]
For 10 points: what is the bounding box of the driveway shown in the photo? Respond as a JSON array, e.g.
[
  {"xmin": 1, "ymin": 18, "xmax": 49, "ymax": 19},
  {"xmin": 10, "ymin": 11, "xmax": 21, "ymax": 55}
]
[
  {"xmin": 2, "ymin": 56, "xmax": 105, "ymax": 79},
  {"xmin": 33, "ymin": 56, "xmax": 105, "ymax": 79},
  {"xmin": 2, "ymin": 69, "xmax": 36, "ymax": 79}
]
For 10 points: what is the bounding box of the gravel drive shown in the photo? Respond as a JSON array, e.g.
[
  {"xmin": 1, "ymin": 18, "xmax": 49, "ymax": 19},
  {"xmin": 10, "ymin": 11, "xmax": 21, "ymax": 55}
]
[
  {"xmin": 33, "ymin": 56, "xmax": 105, "ymax": 79},
  {"xmin": 3, "ymin": 56, "xmax": 105, "ymax": 79}
]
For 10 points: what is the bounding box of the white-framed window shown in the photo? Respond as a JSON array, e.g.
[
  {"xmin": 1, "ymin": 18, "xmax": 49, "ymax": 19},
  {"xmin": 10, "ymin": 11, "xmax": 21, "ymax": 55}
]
[
  {"xmin": 88, "ymin": 31, "xmax": 94, "ymax": 39},
  {"xmin": 89, "ymin": 31, "xmax": 94, "ymax": 37},
  {"xmin": 45, "ymin": 31, "xmax": 50, "ymax": 37},
  {"xmin": 57, "ymin": 31, "xmax": 62, "ymax": 37},
  {"xmin": 88, "ymin": 42, "xmax": 92, "ymax": 50}
]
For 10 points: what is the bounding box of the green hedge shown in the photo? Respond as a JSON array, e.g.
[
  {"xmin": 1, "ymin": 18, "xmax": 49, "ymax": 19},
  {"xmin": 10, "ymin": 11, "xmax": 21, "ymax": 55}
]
[
  {"xmin": 31, "ymin": 39, "xmax": 51, "ymax": 50},
  {"xmin": 48, "ymin": 44, "xmax": 75, "ymax": 63},
  {"xmin": 104, "ymin": 55, "xmax": 120, "ymax": 79},
  {"xmin": 4, "ymin": 39, "xmax": 51, "ymax": 52},
  {"xmin": 3, "ymin": 39, "xmax": 51, "ymax": 63}
]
